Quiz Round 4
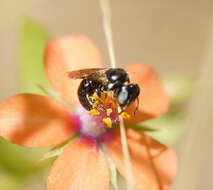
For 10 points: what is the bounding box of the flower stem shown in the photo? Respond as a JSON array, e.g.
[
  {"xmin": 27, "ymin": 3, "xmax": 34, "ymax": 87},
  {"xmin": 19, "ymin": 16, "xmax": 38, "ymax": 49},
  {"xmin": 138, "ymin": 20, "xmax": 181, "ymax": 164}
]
[
  {"xmin": 99, "ymin": 0, "xmax": 116, "ymax": 68},
  {"xmin": 99, "ymin": 0, "xmax": 135, "ymax": 189},
  {"xmin": 119, "ymin": 114, "xmax": 135, "ymax": 190}
]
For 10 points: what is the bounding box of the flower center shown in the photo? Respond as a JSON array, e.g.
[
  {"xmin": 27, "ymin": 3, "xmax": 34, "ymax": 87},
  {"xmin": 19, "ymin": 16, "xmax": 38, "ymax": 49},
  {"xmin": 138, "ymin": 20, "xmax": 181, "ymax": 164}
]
[{"xmin": 76, "ymin": 91, "xmax": 130, "ymax": 138}]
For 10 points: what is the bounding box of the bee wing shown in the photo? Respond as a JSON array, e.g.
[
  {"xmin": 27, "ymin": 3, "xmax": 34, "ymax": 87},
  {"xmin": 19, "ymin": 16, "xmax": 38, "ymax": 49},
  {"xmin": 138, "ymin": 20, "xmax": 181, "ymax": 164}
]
[{"xmin": 68, "ymin": 68, "xmax": 107, "ymax": 79}]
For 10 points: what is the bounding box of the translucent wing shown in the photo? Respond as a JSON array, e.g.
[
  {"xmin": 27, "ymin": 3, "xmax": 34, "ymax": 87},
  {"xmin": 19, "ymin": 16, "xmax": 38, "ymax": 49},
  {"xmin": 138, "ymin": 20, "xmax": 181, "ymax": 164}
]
[{"xmin": 68, "ymin": 68, "xmax": 107, "ymax": 79}]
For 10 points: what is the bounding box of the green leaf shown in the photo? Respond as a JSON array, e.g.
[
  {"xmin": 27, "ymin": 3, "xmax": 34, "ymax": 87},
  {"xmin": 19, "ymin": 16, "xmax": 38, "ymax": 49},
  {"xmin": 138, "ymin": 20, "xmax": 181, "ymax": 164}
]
[
  {"xmin": 163, "ymin": 75, "xmax": 195, "ymax": 105},
  {"xmin": 145, "ymin": 114, "xmax": 184, "ymax": 146},
  {"xmin": 0, "ymin": 138, "xmax": 46, "ymax": 179},
  {"xmin": 17, "ymin": 17, "xmax": 51, "ymax": 95},
  {"xmin": 130, "ymin": 112, "xmax": 184, "ymax": 146},
  {"xmin": 126, "ymin": 125, "xmax": 157, "ymax": 132},
  {"xmin": 0, "ymin": 175, "xmax": 22, "ymax": 190}
]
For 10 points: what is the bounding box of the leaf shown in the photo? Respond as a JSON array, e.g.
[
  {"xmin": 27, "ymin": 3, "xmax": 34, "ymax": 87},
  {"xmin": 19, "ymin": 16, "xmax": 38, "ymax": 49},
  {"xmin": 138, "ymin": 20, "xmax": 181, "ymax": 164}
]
[
  {"xmin": 163, "ymin": 75, "xmax": 195, "ymax": 105},
  {"xmin": 130, "ymin": 112, "xmax": 184, "ymax": 146},
  {"xmin": 17, "ymin": 17, "xmax": 51, "ymax": 95},
  {"xmin": 144, "ymin": 114, "xmax": 184, "ymax": 146},
  {"xmin": 126, "ymin": 125, "xmax": 157, "ymax": 132},
  {"xmin": 0, "ymin": 174, "xmax": 22, "ymax": 190},
  {"xmin": 0, "ymin": 138, "xmax": 46, "ymax": 179}
]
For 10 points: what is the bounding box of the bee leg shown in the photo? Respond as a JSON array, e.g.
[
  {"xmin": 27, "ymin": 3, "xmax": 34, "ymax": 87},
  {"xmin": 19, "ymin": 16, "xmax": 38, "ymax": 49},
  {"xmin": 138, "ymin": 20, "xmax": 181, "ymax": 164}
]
[
  {"xmin": 118, "ymin": 110, "xmax": 123, "ymax": 115},
  {"xmin": 134, "ymin": 97, "xmax": 140, "ymax": 115}
]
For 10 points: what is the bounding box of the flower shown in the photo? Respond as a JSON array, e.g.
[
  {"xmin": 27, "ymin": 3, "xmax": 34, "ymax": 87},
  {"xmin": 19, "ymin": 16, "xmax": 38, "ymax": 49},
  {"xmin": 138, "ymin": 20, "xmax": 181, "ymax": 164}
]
[{"xmin": 0, "ymin": 35, "xmax": 177, "ymax": 190}]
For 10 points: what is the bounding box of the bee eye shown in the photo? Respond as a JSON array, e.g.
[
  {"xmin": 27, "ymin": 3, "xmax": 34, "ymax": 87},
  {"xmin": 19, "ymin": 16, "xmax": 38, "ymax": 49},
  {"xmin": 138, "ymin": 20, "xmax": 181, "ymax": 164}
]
[
  {"xmin": 106, "ymin": 68, "xmax": 129, "ymax": 83},
  {"xmin": 117, "ymin": 84, "xmax": 140, "ymax": 108}
]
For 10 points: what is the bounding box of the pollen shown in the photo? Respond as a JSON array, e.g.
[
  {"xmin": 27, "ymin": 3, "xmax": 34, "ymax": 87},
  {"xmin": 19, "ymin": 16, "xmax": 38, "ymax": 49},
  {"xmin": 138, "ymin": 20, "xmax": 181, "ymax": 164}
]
[
  {"xmin": 102, "ymin": 117, "xmax": 113, "ymax": 128},
  {"xmin": 120, "ymin": 112, "xmax": 131, "ymax": 120},
  {"xmin": 92, "ymin": 92, "xmax": 99, "ymax": 100},
  {"xmin": 89, "ymin": 108, "xmax": 100, "ymax": 116},
  {"xmin": 89, "ymin": 91, "xmax": 118, "ymax": 129},
  {"xmin": 100, "ymin": 91, "xmax": 108, "ymax": 99},
  {"xmin": 91, "ymin": 92, "xmax": 101, "ymax": 107}
]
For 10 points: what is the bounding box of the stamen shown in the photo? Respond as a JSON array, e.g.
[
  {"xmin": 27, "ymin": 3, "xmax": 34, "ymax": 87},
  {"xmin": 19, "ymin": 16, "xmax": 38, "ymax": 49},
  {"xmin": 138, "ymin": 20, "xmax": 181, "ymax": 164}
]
[
  {"xmin": 89, "ymin": 109, "xmax": 100, "ymax": 116},
  {"xmin": 100, "ymin": 91, "xmax": 108, "ymax": 99},
  {"xmin": 89, "ymin": 91, "xmax": 118, "ymax": 128},
  {"xmin": 102, "ymin": 117, "xmax": 113, "ymax": 128},
  {"xmin": 92, "ymin": 92, "xmax": 99, "ymax": 100},
  {"xmin": 91, "ymin": 92, "xmax": 102, "ymax": 107},
  {"xmin": 120, "ymin": 112, "xmax": 131, "ymax": 120}
]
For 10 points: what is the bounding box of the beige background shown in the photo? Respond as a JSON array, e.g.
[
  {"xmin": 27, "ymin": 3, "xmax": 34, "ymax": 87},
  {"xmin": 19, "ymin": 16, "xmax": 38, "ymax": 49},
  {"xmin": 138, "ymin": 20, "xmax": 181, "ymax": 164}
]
[
  {"xmin": 1, "ymin": 0, "xmax": 213, "ymax": 99},
  {"xmin": 1, "ymin": 0, "xmax": 213, "ymax": 189}
]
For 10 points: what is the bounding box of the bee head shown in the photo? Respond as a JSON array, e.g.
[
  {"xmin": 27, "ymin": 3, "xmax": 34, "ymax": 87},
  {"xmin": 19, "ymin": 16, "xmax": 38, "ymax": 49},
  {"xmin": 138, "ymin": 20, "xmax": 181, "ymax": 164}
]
[{"xmin": 116, "ymin": 83, "xmax": 140, "ymax": 110}]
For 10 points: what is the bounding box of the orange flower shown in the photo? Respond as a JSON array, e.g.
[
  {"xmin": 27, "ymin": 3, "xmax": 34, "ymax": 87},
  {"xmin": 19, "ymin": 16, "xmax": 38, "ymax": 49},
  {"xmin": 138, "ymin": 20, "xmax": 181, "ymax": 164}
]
[{"xmin": 0, "ymin": 35, "xmax": 177, "ymax": 190}]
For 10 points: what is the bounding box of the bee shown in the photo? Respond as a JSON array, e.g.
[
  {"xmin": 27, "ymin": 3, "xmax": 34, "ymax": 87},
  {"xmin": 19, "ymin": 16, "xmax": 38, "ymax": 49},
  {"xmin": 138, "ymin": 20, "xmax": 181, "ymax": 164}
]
[{"xmin": 68, "ymin": 68, "xmax": 140, "ymax": 114}]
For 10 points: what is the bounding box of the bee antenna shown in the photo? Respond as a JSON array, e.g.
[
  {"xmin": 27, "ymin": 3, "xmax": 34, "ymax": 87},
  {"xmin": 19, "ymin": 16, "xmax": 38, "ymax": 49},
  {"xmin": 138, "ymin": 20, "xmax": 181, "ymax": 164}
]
[{"xmin": 134, "ymin": 97, "xmax": 140, "ymax": 115}]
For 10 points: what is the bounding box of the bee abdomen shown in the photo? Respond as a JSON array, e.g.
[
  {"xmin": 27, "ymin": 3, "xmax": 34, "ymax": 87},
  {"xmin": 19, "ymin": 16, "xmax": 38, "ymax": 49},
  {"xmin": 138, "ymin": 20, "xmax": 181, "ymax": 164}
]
[{"xmin": 77, "ymin": 78, "xmax": 103, "ymax": 110}]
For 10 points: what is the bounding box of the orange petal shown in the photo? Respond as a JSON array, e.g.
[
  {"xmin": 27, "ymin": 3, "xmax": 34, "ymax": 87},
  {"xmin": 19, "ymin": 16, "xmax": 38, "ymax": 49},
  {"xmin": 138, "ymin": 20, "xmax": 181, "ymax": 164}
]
[
  {"xmin": 0, "ymin": 94, "xmax": 76, "ymax": 147},
  {"xmin": 44, "ymin": 35, "xmax": 103, "ymax": 106},
  {"xmin": 48, "ymin": 139, "xmax": 109, "ymax": 190},
  {"xmin": 125, "ymin": 63, "xmax": 170, "ymax": 124},
  {"xmin": 106, "ymin": 129, "xmax": 177, "ymax": 190}
]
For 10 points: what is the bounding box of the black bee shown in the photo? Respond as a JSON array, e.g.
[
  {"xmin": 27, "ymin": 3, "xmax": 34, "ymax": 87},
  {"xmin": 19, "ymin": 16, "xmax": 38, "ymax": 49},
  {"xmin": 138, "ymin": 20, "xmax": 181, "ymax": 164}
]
[{"xmin": 68, "ymin": 68, "xmax": 140, "ymax": 113}]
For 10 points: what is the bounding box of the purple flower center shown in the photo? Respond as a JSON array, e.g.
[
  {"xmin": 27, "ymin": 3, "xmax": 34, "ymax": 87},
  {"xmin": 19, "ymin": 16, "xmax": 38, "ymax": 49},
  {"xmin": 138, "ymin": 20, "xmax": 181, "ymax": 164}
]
[
  {"xmin": 75, "ymin": 106, "xmax": 116, "ymax": 139},
  {"xmin": 71, "ymin": 91, "xmax": 130, "ymax": 141}
]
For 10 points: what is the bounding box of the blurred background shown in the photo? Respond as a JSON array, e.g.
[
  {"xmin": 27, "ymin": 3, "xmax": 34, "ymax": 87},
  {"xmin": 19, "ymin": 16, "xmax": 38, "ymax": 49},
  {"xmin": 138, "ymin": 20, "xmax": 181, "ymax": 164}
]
[{"xmin": 0, "ymin": 0, "xmax": 213, "ymax": 189}]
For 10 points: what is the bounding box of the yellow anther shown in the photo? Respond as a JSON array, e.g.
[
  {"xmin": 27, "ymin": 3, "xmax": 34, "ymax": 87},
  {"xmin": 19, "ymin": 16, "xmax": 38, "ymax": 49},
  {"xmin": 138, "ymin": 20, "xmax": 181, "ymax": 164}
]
[
  {"xmin": 93, "ymin": 100, "xmax": 100, "ymax": 107},
  {"xmin": 100, "ymin": 91, "xmax": 108, "ymax": 100},
  {"xmin": 120, "ymin": 112, "xmax": 131, "ymax": 120},
  {"xmin": 89, "ymin": 109, "xmax": 100, "ymax": 116},
  {"xmin": 106, "ymin": 108, "xmax": 112, "ymax": 116},
  {"xmin": 92, "ymin": 92, "xmax": 99, "ymax": 100},
  {"xmin": 102, "ymin": 117, "xmax": 112, "ymax": 128}
]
